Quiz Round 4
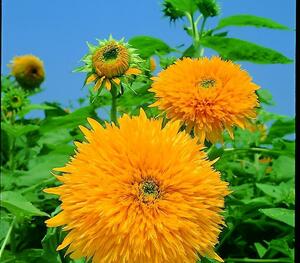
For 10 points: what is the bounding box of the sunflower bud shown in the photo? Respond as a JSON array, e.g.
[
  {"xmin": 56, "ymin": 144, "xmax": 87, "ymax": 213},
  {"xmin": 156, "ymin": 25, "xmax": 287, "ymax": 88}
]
[
  {"xmin": 9, "ymin": 55, "xmax": 45, "ymax": 91},
  {"xmin": 2, "ymin": 87, "xmax": 29, "ymax": 112},
  {"xmin": 162, "ymin": 0, "xmax": 185, "ymax": 22},
  {"xmin": 75, "ymin": 36, "xmax": 143, "ymax": 93},
  {"xmin": 197, "ymin": 0, "xmax": 220, "ymax": 18}
]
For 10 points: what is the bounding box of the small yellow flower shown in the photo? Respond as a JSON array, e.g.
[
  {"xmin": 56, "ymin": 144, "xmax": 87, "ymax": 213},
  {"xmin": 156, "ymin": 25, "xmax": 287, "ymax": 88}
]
[
  {"xmin": 9, "ymin": 55, "xmax": 45, "ymax": 90},
  {"xmin": 45, "ymin": 109, "xmax": 229, "ymax": 263},
  {"xmin": 150, "ymin": 57, "xmax": 260, "ymax": 143},
  {"xmin": 76, "ymin": 36, "xmax": 142, "ymax": 93}
]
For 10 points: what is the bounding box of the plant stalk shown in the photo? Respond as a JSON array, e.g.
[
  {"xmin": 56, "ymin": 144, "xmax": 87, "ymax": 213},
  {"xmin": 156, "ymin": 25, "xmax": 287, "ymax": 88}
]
[
  {"xmin": 0, "ymin": 217, "xmax": 16, "ymax": 259},
  {"xmin": 110, "ymin": 84, "xmax": 118, "ymax": 124}
]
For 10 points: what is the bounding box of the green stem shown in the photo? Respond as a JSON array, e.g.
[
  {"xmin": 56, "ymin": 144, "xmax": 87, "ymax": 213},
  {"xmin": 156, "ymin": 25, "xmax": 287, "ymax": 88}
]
[
  {"xmin": 198, "ymin": 16, "xmax": 207, "ymax": 57},
  {"xmin": 8, "ymin": 139, "xmax": 16, "ymax": 171},
  {"xmin": 110, "ymin": 84, "xmax": 118, "ymax": 124},
  {"xmin": 223, "ymin": 147, "xmax": 282, "ymax": 155},
  {"xmin": 226, "ymin": 258, "xmax": 291, "ymax": 263},
  {"xmin": 185, "ymin": 12, "xmax": 200, "ymax": 56},
  {"xmin": 0, "ymin": 217, "xmax": 16, "ymax": 259},
  {"xmin": 199, "ymin": 16, "xmax": 207, "ymax": 40}
]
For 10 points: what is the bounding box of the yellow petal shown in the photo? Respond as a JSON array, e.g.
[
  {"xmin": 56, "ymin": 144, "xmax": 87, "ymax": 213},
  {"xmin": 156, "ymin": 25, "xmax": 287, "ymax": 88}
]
[
  {"xmin": 46, "ymin": 212, "xmax": 65, "ymax": 227},
  {"xmin": 125, "ymin": 68, "xmax": 141, "ymax": 76},
  {"xmin": 85, "ymin": 74, "xmax": 98, "ymax": 85},
  {"xmin": 104, "ymin": 79, "xmax": 112, "ymax": 91},
  {"xmin": 93, "ymin": 76, "xmax": 105, "ymax": 91},
  {"xmin": 112, "ymin": 78, "xmax": 121, "ymax": 85}
]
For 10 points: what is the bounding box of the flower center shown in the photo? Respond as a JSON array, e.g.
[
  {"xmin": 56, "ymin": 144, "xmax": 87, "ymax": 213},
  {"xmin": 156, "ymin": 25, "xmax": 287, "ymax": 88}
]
[
  {"xmin": 199, "ymin": 78, "xmax": 216, "ymax": 88},
  {"xmin": 139, "ymin": 179, "xmax": 160, "ymax": 204},
  {"xmin": 12, "ymin": 96, "xmax": 20, "ymax": 103},
  {"xmin": 103, "ymin": 47, "xmax": 119, "ymax": 61},
  {"xmin": 92, "ymin": 42, "xmax": 130, "ymax": 78}
]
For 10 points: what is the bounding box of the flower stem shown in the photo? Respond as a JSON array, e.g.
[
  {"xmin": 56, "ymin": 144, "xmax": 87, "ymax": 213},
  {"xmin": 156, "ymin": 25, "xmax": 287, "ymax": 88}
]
[
  {"xmin": 223, "ymin": 147, "xmax": 282, "ymax": 155},
  {"xmin": 110, "ymin": 84, "xmax": 118, "ymax": 124},
  {"xmin": 226, "ymin": 258, "xmax": 291, "ymax": 263},
  {"xmin": 0, "ymin": 217, "xmax": 16, "ymax": 259}
]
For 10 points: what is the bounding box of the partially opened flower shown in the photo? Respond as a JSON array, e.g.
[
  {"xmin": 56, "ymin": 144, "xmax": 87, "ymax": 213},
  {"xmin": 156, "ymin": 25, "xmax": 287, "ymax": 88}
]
[
  {"xmin": 2, "ymin": 87, "xmax": 29, "ymax": 112},
  {"xmin": 45, "ymin": 109, "xmax": 229, "ymax": 263},
  {"xmin": 9, "ymin": 55, "xmax": 45, "ymax": 90},
  {"xmin": 76, "ymin": 36, "xmax": 142, "ymax": 93},
  {"xmin": 150, "ymin": 57, "xmax": 260, "ymax": 143}
]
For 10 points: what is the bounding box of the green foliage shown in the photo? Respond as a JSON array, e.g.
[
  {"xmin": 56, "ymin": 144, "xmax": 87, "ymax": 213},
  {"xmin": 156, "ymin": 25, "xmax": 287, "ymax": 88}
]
[
  {"xmin": 201, "ymin": 36, "xmax": 293, "ymax": 63},
  {"xmin": 216, "ymin": 14, "xmax": 290, "ymax": 30},
  {"xmin": 0, "ymin": 192, "xmax": 49, "ymax": 218},
  {"xmin": 129, "ymin": 36, "xmax": 173, "ymax": 58},
  {"xmin": 0, "ymin": 0, "xmax": 294, "ymax": 262}
]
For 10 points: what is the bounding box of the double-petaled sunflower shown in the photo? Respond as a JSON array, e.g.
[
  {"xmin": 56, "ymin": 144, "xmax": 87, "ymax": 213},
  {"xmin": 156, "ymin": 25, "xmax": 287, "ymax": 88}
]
[
  {"xmin": 45, "ymin": 109, "xmax": 229, "ymax": 263},
  {"xmin": 76, "ymin": 36, "xmax": 142, "ymax": 93},
  {"xmin": 9, "ymin": 55, "xmax": 45, "ymax": 90},
  {"xmin": 150, "ymin": 56, "xmax": 260, "ymax": 143}
]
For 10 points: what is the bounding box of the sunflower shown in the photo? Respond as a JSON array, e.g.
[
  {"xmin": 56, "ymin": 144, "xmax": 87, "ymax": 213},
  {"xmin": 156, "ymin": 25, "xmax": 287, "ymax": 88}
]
[
  {"xmin": 2, "ymin": 87, "xmax": 29, "ymax": 112},
  {"xmin": 150, "ymin": 56, "xmax": 260, "ymax": 143},
  {"xmin": 76, "ymin": 36, "xmax": 142, "ymax": 93},
  {"xmin": 9, "ymin": 55, "xmax": 45, "ymax": 90},
  {"xmin": 45, "ymin": 109, "xmax": 229, "ymax": 263}
]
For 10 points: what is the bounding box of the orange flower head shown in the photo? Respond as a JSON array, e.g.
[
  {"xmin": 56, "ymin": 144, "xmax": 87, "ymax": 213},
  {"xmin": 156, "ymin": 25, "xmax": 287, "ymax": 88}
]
[
  {"xmin": 9, "ymin": 55, "xmax": 45, "ymax": 90},
  {"xmin": 45, "ymin": 109, "xmax": 229, "ymax": 263},
  {"xmin": 150, "ymin": 57, "xmax": 260, "ymax": 143}
]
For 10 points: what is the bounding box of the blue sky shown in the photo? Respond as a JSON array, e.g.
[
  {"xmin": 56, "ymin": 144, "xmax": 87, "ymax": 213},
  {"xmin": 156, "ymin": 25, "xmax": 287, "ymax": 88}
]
[{"xmin": 2, "ymin": 0, "xmax": 295, "ymax": 116}]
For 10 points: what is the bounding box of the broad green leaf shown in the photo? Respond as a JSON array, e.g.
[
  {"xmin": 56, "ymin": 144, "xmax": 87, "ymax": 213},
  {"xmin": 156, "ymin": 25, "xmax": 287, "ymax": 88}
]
[
  {"xmin": 201, "ymin": 36, "xmax": 293, "ymax": 64},
  {"xmin": 1, "ymin": 123, "xmax": 39, "ymax": 138},
  {"xmin": 267, "ymin": 118, "xmax": 295, "ymax": 141},
  {"xmin": 0, "ymin": 191, "xmax": 49, "ymax": 218},
  {"xmin": 272, "ymin": 139, "xmax": 295, "ymax": 158},
  {"xmin": 259, "ymin": 208, "xmax": 294, "ymax": 227},
  {"xmin": 255, "ymin": 182, "xmax": 294, "ymax": 205},
  {"xmin": 18, "ymin": 152, "xmax": 72, "ymax": 187},
  {"xmin": 39, "ymin": 106, "xmax": 95, "ymax": 134},
  {"xmin": 18, "ymin": 104, "xmax": 56, "ymax": 118},
  {"xmin": 267, "ymin": 238, "xmax": 295, "ymax": 259},
  {"xmin": 129, "ymin": 36, "xmax": 172, "ymax": 58},
  {"xmin": 256, "ymin": 183, "xmax": 282, "ymax": 199},
  {"xmin": 38, "ymin": 128, "xmax": 73, "ymax": 147},
  {"xmin": 216, "ymin": 15, "xmax": 290, "ymax": 30},
  {"xmin": 272, "ymin": 156, "xmax": 295, "ymax": 181},
  {"xmin": 1, "ymin": 249, "xmax": 45, "ymax": 263},
  {"xmin": 257, "ymin": 89, "xmax": 275, "ymax": 105},
  {"xmin": 254, "ymin": 242, "xmax": 268, "ymax": 258}
]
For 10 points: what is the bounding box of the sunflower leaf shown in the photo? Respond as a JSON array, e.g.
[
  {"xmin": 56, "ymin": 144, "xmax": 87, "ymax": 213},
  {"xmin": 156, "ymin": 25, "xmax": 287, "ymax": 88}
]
[
  {"xmin": 201, "ymin": 36, "xmax": 293, "ymax": 64},
  {"xmin": 0, "ymin": 191, "xmax": 49, "ymax": 218},
  {"xmin": 129, "ymin": 36, "xmax": 173, "ymax": 58},
  {"xmin": 259, "ymin": 208, "xmax": 295, "ymax": 227},
  {"xmin": 216, "ymin": 14, "xmax": 290, "ymax": 30}
]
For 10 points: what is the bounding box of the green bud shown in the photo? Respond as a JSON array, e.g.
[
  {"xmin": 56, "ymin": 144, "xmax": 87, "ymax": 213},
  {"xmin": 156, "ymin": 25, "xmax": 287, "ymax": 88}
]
[{"xmin": 197, "ymin": 0, "xmax": 220, "ymax": 18}]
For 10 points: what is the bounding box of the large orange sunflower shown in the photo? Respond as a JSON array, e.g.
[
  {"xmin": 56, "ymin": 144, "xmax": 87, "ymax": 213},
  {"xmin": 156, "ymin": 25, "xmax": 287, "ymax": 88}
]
[
  {"xmin": 150, "ymin": 57, "xmax": 260, "ymax": 143},
  {"xmin": 9, "ymin": 55, "xmax": 45, "ymax": 90},
  {"xmin": 45, "ymin": 109, "xmax": 229, "ymax": 263}
]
